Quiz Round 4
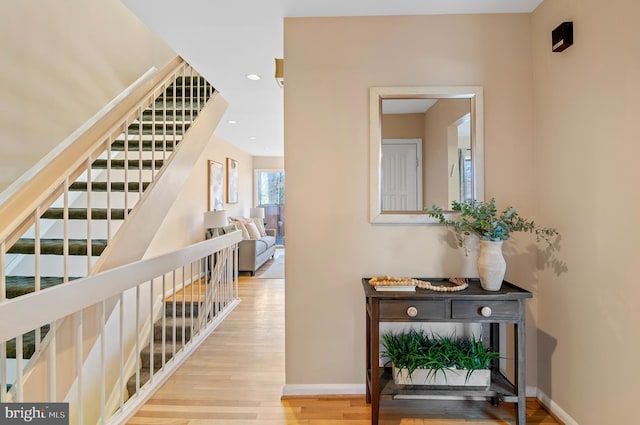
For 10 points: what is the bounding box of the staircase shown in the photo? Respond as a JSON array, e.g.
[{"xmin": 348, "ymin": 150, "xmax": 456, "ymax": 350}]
[
  {"xmin": 3, "ymin": 74, "xmax": 216, "ymax": 358},
  {"xmin": 126, "ymin": 299, "xmax": 200, "ymax": 396}
]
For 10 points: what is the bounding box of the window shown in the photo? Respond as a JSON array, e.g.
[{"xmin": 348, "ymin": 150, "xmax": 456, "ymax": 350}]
[{"xmin": 255, "ymin": 170, "xmax": 285, "ymax": 245}]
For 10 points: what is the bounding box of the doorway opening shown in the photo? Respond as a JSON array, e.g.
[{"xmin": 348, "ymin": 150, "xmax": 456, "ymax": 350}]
[{"xmin": 255, "ymin": 170, "xmax": 285, "ymax": 246}]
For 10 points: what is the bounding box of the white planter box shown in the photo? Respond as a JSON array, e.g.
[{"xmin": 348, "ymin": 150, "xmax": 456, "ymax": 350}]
[{"xmin": 393, "ymin": 366, "xmax": 491, "ymax": 387}]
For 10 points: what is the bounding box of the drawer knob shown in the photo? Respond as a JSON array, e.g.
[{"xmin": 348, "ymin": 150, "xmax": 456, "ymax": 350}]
[
  {"xmin": 406, "ymin": 306, "xmax": 418, "ymax": 317},
  {"xmin": 480, "ymin": 306, "xmax": 492, "ymax": 317}
]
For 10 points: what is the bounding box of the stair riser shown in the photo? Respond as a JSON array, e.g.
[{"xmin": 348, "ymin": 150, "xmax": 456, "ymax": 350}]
[
  {"xmin": 109, "ymin": 141, "xmax": 178, "ymax": 152},
  {"xmin": 5, "ymin": 255, "xmax": 95, "ymax": 278},
  {"xmin": 50, "ymin": 192, "xmax": 145, "ymax": 210},
  {"xmin": 91, "ymin": 159, "xmax": 165, "ymax": 170},
  {"xmin": 20, "ymin": 219, "xmax": 123, "ymax": 240}
]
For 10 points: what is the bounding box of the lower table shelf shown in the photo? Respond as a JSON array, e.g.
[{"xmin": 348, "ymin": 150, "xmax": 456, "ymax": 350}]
[{"xmin": 373, "ymin": 367, "xmax": 518, "ymax": 402}]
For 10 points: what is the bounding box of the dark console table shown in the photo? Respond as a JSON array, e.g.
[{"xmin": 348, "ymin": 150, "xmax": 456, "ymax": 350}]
[{"xmin": 362, "ymin": 278, "xmax": 532, "ymax": 425}]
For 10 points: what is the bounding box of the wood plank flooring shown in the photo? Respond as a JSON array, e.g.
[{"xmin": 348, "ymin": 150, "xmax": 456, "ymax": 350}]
[{"xmin": 127, "ymin": 275, "xmax": 560, "ymax": 425}]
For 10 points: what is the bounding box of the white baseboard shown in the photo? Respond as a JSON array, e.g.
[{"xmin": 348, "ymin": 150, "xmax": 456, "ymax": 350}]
[
  {"xmin": 282, "ymin": 384, "xmax": 366, "ymax": 397},
  {"xmin": 538, "ymin": 390, "xmax": 579, "ymax": 425}
]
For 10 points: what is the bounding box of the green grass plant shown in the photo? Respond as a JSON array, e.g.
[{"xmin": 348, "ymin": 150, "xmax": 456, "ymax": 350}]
[{"xmin": 381, "ymin": 329, "xmax": 500, "ymax": 383}]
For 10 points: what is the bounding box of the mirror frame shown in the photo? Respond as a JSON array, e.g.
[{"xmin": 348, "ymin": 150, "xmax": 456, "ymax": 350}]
[{"xmin": 369, "ymin": 86, "xmax": 484, "ymax": 224}]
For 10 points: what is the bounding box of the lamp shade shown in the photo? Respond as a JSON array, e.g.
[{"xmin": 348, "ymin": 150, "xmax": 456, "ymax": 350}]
[
  {"xmin": 249, "ymin": 207, "xmax": 265, "ymax": 219},
  {"xmin": 204, "ymin": 210, "xmax": 227, "ymax": 228}
]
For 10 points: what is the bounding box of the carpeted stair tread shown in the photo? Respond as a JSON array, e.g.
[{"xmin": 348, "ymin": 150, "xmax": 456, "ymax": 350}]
[
  {"xmin": 164, "ymin": 301, "xmax": 200, "ymax": 318},
  {"xmin": 139, "ymin": 341, "xmax": 182, "ymax": 369},
  {"xmin": 124, "ymin": 123, "xmax": 187, "ymax": 136},
  {"xmin": 110, "ymin": 140, "xmax": 178, "ymax": 152},
  {"xmin": 8, "ymin": 238, "xmax": 108, "ymax": 256},
  {"xmin": 4, "ymin": 276, "xmax": 82, "ymax": 299},
  {"xmin": 140, "ymin": 109, "xmax": 194, "ymax": 123},
  {"xmin": 42, "ymin": 208, "xmax": 129, "ymax": 220},
  {"xmin": 69, "ymin": 181, "xmax": 150, "ymax": 192},
  {"xmin": 91, "ymin": 159, "xmax": 165, "ymax": 170},
  {"xmin": 153, "ymin": 317, "xmax": 194, "ymax": 343}
]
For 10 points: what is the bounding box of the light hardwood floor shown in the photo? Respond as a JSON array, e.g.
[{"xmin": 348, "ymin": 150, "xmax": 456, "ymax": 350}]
[{"xmin": 127, "ymin": 275, "xmax": 560, "ymax": 425}]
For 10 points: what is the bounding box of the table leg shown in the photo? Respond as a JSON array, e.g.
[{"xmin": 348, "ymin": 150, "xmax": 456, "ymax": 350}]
[
  {"xmin": 370, "ymin": 299, "xmax": 380, "ymax": 425},
  {"xmin": 365, "ymin": 298, "xmax": 371, "ymax": 403},
  {"xmin": 515, "ymin": 315, "xmax": 527, "ymax": 424}
]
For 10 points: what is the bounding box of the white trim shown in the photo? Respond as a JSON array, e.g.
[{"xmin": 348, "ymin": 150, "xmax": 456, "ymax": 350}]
[
  {"xmin": 538, "ymin": 389, "xmax": 579, "ymax": 425},
  {"xmin": 0, "ymin": 67, "xmax": 158, "ymax": 206},
  {"xmin": 282, "ymin": 384, "xmax": 366, "ymax": 397}
]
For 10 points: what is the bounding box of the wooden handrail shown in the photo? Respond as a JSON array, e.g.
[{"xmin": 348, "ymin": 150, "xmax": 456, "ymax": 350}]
[{"xmin": 0, "ymin": 56, "xmax": 184, "ymax": 245}]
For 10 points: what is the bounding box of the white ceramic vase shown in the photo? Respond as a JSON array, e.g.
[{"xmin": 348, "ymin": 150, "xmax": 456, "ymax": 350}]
[{"xmin": 477, "ymin": 240, "xmax": 506, "ymax": 291}]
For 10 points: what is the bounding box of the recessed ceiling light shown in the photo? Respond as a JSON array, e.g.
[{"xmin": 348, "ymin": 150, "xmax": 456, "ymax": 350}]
[
  {"xmin": 249, "ymin": 136, "xmax": 257, "ymax": 141},
  {"xmin": 246, "ymin": 74, "xmax": 261, "ymax": 81},
  {"xmin": 227, "ymin": 120, "xmax": 238, "ymax": 124}
]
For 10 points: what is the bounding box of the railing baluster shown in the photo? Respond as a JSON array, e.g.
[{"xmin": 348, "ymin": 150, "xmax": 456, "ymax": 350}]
[
  {"xmin": 76, "ymin": 311, "xmax": 83, "ymax": 425},
  {"xmin": 181, "ymin": 66, "xmax": 186, "ymax": 146},
  {"xmin": 162, "ymin": 274, "xmax": 166, "ymax": 367},
  {"xmin": 190, "ymin": 262, "xmax": 194, "ymax": 340},
  {"xmin": 100, "ymin": 300, "xmax": 106, "ymax": 425},
  {"xmin": 107, "ymin": 138, "xmax": 112, "ymax": 241},
  {"xmin": 48, "ymin": 320, "xmax": 57, "ymax": 401},
  {"xmin": 15, "ymin": 335, "xmax": 23, "ymax": 401},
  {"xmin": 151, "ymin": 96, "xmax": 156, "ymax": 177},
  {"xmin": 63, "ymin": 180, "xmax": 69, "ymax": 283},
  {"xmin": 173, "ymin": 73, "xmax": 178, "ymax": 152},
  {"xmin": 119, "ymin": 293, "xmax": 124, "ymax": 409},
  {"xmin": 163, "ymin": 81, "xmax": 168, "ymax": 162},
  {"xmin": 138, "ymin": 108, "xmax": 143, "ymax": 200},
  {"xmin": 181, "ymin": 265, "xmax": 186, "ymax": 347},
  {"xmin": 172, "ymin": 270, "xmax": 176, "ymax": 356},
  {"xmin": 189, "ymin": 66, "xmax": 194, "ymax": 127},
  {"xmin": 86, "ymin": 158, "xmax": 92, "ymax": 273},
  {"xmin": 124, "ymin": 123, "xmax": 129, "ymax": 217},
  {"xmin": 149, "ymin": 279, "xmax": 154, "ymax": 382},
  {"xmin": 34, "ymin": 209, "xmax": 41, "ymax": 351},
  {"xmin": 135, "ymin": 284, "xmax": 140, "ymax": 392},
  {"xmin": 1, "ymin": 241, "xmax": 6, "ymax": 301},
  {"xmin": 0, "ymin": 341, "xmax": 6, "ymax": 402}
]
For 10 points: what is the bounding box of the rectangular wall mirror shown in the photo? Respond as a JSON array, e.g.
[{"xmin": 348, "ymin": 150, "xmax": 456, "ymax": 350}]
[{"xmin": 369, "ymin": 86, "xmax": 484, "ymax": 224}]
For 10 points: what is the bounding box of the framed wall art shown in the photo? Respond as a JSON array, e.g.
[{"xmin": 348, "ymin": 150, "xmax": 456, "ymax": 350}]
[
  {"xmin": 208, "ymin": 160, "xmax": 224, "ymax": 211},
  {"xmin": 226, "ymin": 157, "xmax": 239, "ymax": 203}
]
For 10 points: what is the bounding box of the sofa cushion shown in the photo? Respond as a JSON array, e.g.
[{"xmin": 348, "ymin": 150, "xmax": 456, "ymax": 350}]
[
  {"xmin": 246, "ymin": 222, "xmax": 261, "ymax": 240},
  {"xmin": 260, "ymin": 235, "xmax": 276, "ymax": 247},
  {"xmin": 249, "ymin": 217, "xmax": 267, "ymax": 237},
  {"xmin": 254, "ymin": 239, "xmax": 269, "ymax": 256}
]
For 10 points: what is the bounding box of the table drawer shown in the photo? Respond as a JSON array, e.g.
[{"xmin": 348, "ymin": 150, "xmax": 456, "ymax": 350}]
[
  {"xmin": 451, "ymin": 300, "xmax": 519, "ymax": 320},
  {"xmin": 380, "ymin": 300, "xmax": 445, "ymax": 320}
]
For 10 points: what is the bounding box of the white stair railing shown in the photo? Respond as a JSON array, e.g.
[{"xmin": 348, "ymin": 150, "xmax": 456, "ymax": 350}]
[
  {"xmin": 0, "ymin": 57, "xmax": 216, "ymax": 291},
  {"xmin": 0, "ymin": 231, "xmax": 241, "ymax": 425}
]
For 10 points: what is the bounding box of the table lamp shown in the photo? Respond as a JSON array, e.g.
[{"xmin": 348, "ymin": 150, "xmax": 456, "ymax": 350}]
[{"xmin": 204, "ymin": 210, "xmax": 227, "ymax": 238}]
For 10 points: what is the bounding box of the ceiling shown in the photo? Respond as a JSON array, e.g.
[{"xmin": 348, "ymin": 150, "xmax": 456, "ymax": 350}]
[{"xmin": 122, "ymin": 0, "xmax": 543, "ymax": 157}]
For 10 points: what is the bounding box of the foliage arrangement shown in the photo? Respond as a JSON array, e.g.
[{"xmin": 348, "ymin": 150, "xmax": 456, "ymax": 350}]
[
  {"xmin": 425, "ymin": 198, "xmax": 558, "ymax": 253},
  {"xmin": 381, "ymin": 329, "xmax": 499, "ymax": 383}
]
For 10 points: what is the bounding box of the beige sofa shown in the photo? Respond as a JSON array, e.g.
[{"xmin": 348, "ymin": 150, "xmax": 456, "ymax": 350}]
[{"xmin": 222, "ymin": 219, "xmax": 277, "ymax": 275}]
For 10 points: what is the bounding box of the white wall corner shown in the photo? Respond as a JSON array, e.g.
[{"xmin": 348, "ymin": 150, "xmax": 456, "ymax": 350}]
[
  {"xmin": 538, "ymin": 389, "xmax": 579, "ymax": 425},
  {"xmin": 282, "ymin": 384, "xmax": 366, "ymax": 397}
]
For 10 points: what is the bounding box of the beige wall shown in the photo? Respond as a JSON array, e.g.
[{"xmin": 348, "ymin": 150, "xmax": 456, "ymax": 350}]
[
  {"xmin": 284, "ymin": 14, "xmax": 538, "ymax": 390},
  {"xmin": 532, "ymin": 0, "xmax": 640, "ymax": 423},
  {"xmin": 253, "ymin": 156, "xmax": 285, "ymax": 170},
  {"xmin": 0, "ymin": 0, "xmax": 175, "ymax": 193},
  {"xmin": 381, "ymin": 113, "xmax": 424, "ymax": 139},
  {"xmin": 147, "ymin": 134, "xmax": 254, "ymax": 256},
  {"xmin": 423, "ymin": 99, "xmax": 470, "ymax": 207}
]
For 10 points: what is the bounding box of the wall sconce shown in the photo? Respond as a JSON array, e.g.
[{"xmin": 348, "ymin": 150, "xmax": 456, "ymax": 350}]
[
  {"xmin": 552, "ymin": 21, "xmax": 573, "ymax": 52},
  {"xmin": 204, "ymin": 210, "xmax": 228, "ymax": 238}
]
